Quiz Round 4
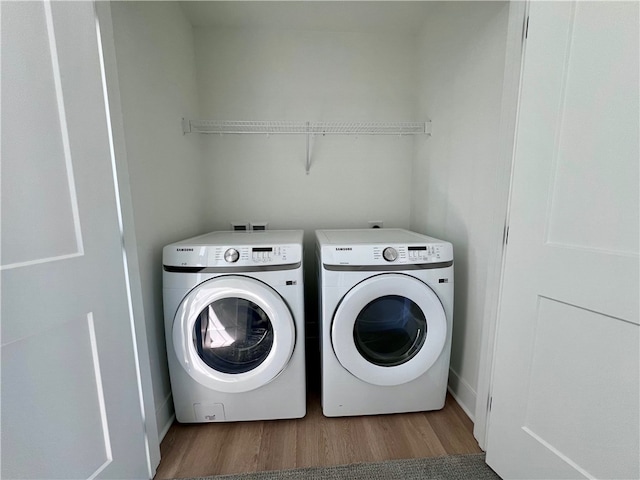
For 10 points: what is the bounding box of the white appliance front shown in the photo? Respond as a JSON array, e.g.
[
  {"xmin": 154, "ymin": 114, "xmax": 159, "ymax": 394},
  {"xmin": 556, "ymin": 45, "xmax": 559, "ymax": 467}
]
[
  {"xmin": 317, "ymin": 228, "xmax": 454, "ymax": 418},
  {"xmin": 331, "ymin": 273, "xmax": 447, "ymax": 387},
  {"xmin": 163, "ymin": 230, "xmax": 306, "ymax": 423},
  {"xmin": 173, "ymin": 275, "xmax": 295, "ymax": 394}
]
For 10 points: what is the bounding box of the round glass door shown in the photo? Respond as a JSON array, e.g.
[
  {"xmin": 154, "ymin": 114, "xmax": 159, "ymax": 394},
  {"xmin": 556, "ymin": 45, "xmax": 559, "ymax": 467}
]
[
  {"xmin": 193, "ymin": 298, "xmax": 274, "ymax": 374},
  {"xmin": 173, "ymin": 276, "xmax": 295, "ymax": 393},
  {"xmin": 332, "ymin": 273, "xmax": 447, "ymax": 386},
  {"xmin": 354, "ymin": 295, "xmax": 427, "ymax": 367}
]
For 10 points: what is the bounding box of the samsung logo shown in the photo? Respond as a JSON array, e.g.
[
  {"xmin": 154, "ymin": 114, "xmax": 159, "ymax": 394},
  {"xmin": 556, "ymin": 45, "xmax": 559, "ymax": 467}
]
[
  {"xmin": 336, "ymin": 247, "xmax": 352, "ymax": 251},
  {"xmin": 176, "ymin": 248, "xmax": 194, "ymax": 252}
]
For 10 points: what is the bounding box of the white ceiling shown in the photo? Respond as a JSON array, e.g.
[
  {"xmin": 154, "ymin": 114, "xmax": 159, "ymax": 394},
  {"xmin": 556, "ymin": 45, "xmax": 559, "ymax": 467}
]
[{"xmin": 179, "ymin": 1, "xmax": 434, "ymax": 34}]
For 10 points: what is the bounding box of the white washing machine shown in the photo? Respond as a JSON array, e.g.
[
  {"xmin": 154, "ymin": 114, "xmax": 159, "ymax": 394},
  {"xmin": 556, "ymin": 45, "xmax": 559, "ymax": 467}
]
[
  {"xmin": 163, "ymin": 230, "xmax": 306, "ymax": 423},
  {"xmin": 316, "ymin": 228, "xmax": 454, "ymax": 417}
]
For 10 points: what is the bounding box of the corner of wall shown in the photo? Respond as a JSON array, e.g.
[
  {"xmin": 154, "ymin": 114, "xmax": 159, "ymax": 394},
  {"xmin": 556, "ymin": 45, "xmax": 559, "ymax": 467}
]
[
  {"xmin": 447, "ymin": 367, "xmax": 477, "ymax": 423},
  {"xmin": 412, "ymin": 2, "xmax": 515, "ymax": 435},
  {"xmin": 156, "ymin": 392, "xmax": 176, "ymax": 442}
]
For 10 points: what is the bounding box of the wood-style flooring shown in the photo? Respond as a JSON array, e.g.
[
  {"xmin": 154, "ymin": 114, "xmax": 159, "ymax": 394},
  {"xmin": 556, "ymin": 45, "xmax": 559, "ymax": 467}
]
[{"xmin": 154, "ymin": 392, "xmax": 481, "ymax": 479}]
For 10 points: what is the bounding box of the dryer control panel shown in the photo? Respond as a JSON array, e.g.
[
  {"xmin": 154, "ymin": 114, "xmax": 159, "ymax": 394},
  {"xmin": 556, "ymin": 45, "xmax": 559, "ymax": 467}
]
[
  {"xmin": 375, "ymin": 244, "xmax": 446, "ymax": 263},
  {"xmin": 325, "ymin": 243, "xmax": 451, "ymax": 266},
  {"xmin": 316, "ymin": 228, "xmax": 453, "ymax": 268}
]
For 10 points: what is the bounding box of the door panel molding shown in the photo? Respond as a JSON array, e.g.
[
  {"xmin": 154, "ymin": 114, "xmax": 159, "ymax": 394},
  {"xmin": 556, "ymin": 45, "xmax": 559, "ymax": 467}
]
[
  {"xmin": 87, "ymin": 312, "xmax": 114, "ymax": 478},
  {"xmin": 544, "ymin": 2, "xmax": 639, "ymax": 256},
  {"xmin": 1, "ymin": 1, "xmax": 84, "ymax": 269},
  {"xmin": 1, "ymin": 315, "xmax": 112, "ymax": 478},
  {"xmin": 520, "ymin": 427, "xmax": 593, "ymax": 480}
]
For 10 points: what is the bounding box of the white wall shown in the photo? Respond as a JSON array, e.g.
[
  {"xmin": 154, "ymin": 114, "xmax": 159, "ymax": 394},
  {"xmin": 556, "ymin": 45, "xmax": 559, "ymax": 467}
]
[
  {"xmin": 194, "ymin": 27, "xmax": 418, "ymax": 234},
  {"xmin": 110, "ymin": 1, "xmax": 206, "ymax": 437},
  {"xmin": 411, "ymin": 1, "xmax": 510, "ymax": 419}
]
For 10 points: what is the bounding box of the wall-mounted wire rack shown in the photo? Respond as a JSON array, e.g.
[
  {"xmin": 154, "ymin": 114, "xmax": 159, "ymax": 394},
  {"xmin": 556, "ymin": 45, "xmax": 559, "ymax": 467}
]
[
  {"xmin": 182, "ymin": 120, "xmax": 431, "ymax": 136},
  {"xmin": 181, "ymin": 119, "xmax": 432, "ymax": 173}
]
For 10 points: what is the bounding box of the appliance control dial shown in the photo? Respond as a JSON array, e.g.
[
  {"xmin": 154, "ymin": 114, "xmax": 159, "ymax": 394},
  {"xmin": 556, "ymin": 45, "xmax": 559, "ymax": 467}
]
[
  {"xmin": 224, "ymin": 248, "xmax": 239, "ymax": 263},
  {"xmin": 383, "ymin": 247, "xmax": 398, "ymax": 262}
]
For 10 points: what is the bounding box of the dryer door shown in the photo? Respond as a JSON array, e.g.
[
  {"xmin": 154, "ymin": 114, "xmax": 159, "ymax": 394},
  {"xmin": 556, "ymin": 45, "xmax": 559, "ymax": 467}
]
[
  {"xmin": 173, "ymin": 276, "xmax": 295, "ymax": 393},
  {"xmin": 331, "ymin": 273, "xmax": 447, "ymax": 386}
]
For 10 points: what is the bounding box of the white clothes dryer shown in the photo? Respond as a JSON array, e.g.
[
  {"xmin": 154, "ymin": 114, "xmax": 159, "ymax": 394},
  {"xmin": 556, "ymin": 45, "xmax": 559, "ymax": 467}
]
[
  {"xmin": 163, "ymin": 230, "xmax": 305, "ymax": 423},
  {"xmin": 316, "ymin": 228, "xmax": 454, "ymax": 417}
]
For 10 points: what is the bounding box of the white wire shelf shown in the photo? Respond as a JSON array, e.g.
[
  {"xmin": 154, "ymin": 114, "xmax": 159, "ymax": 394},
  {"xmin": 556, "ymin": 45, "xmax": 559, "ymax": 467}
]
[
  {"xmin": 182, "ymin": 119, "xmax": 431, "ymax": 136},
  {"xmin": 182, "ymin": 119, "xmax": 432, "ymax": 174}
]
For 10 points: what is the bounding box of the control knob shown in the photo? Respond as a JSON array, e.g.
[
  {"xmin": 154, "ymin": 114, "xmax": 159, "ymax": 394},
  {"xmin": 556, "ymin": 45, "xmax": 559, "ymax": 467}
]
[
  {"xmin": 224, "ymin": 248, "xmax": 239, "ymax": 263},
  {"xmin": 382, "ymin": 247, "xmax": 398, "ymax": 262}
]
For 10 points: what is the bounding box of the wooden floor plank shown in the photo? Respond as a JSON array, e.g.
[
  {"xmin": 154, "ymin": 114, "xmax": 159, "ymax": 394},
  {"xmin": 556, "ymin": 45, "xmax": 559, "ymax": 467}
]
[
  {"xmin": 153, "ymin": 393, "xmax": 481, "ymax": 479},
  {"xmin": 425, "ymin": 395, "xmax": 482, "ymax": 455},
  {"xmin": 181, "ymin": 423, "xmax": 235, "ymax": 477},
  {"xmin": 294, "ymin": 395, "xmax": 329, "ymax": 468},
  {"xmin": 256, "ymin": 418, "xmax": 298, "ymax": 472},
  {"xmin": 213, "ymin": 422, "xmax": 263, "ymax": 475},
  {"xmin": 362, "ymin": 414, "xmax": 414, "ymax": 461},
  {"xmin": 397, "ymin": 413, "xmax": 448, "ymax": 458},
  {"xmin": 155, "ymin": 424, "xmax": 199, "ymax": 479}
]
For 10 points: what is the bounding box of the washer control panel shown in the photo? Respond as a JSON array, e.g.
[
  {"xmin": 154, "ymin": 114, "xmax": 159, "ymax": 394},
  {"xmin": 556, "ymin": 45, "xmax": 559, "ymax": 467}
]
[
  {"xmin": 214, "ymin": 245, "xmax": 297, "ymax": 266},
  {"xmin": 163, "ymin": 230, "xmax": 304, "ymax": 268},
  {"xmin": 164, "ymin": 243, "xmax": 301, "ymax": 267}
]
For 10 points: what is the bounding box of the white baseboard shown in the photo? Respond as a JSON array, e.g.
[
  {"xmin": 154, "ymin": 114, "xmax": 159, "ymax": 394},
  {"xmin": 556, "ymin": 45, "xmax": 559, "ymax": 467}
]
[
  {"xmin": 156, "ymin": 392, "xmax": 175, "ymax": 442},
  {"xmin": 448, "ymin": 368, "xmax": 477, "ymax": 423}
]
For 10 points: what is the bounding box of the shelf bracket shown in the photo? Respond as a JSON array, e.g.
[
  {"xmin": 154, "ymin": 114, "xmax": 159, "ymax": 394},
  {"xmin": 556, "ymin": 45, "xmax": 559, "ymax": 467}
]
[
  {"xmin": 181, "ymin": 118, "xmax": 191, "ymax": 135},
  {"xmin": 305, "ymin": 122, "xmax": 312, "ymax": 175}
]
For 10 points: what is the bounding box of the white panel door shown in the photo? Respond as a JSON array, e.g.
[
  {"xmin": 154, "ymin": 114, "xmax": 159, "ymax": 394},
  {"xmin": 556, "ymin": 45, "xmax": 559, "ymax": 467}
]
[
  {"xmin": 1, "ymin": 1, "xmax": 153, "ymax": 478},
  {"xmin": 486, "ymin": 2, "xmax": 639, "ymax": 479}
]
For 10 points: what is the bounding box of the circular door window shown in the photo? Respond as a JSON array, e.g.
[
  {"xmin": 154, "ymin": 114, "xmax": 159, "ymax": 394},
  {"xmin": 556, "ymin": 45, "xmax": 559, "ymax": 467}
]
[
  {"xmin": 354, "ymin": 295, "xmax": 427, "ymax": 367},
  {"xmin": 332, "ymin": 273, "xmax": 447, "ymax": 386},
  {"xmin": 193, "ymin": 298, "xmax": 274, "ymax": 374},
  {"xmin": 173, "ymin": 276, "xmax": 295, "ymax": 393}
]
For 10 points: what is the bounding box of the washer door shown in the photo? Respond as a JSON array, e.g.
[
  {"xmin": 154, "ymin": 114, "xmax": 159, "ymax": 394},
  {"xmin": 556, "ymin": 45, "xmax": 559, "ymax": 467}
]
[
  {"xmin": 331, "ymin": 273, "xmax": 447, "ymax": 386},
  {"xmin": 173, "ymin": 276, "xmax": 295, "ymax": 393}
]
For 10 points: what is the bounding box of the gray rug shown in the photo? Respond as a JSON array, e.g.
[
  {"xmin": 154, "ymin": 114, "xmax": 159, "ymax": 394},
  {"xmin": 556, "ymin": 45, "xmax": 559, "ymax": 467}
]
[{"xmin": 182, "ymin": 453, "xmax": 501, "ymax": 480}]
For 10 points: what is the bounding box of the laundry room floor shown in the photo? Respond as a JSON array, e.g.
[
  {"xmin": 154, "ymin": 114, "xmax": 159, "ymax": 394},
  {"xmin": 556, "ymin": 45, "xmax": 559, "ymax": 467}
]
[{"xmin": 153, "ymin": 392, "xmax": 481, "ymax": 479}]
